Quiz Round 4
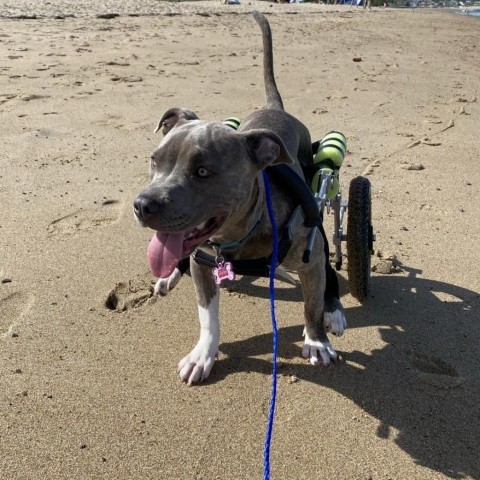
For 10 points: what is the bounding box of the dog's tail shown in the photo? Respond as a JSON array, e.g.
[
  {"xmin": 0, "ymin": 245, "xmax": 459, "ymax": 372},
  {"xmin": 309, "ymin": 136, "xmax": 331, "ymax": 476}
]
[{"xmin": 252, "ymin": 11, "xmax": 284, "ymax": 111}]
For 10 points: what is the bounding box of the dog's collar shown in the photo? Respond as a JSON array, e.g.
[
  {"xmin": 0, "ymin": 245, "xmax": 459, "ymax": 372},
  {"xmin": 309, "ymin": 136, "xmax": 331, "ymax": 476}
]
[{"xmin": 207, "ymin": 218, "xmax": 261, "ymax": 253}]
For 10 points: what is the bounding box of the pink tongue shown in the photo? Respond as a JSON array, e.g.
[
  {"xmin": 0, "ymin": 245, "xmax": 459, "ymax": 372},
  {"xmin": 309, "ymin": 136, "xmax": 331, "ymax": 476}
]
[{"xmin": 147, "ymin": 231, "xmax": 184, "ymax": 278}]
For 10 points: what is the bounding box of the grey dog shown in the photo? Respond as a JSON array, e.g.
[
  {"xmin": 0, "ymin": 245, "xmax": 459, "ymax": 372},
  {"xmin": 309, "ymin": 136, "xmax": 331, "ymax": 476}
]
[{"xmin": 134, "ymin": 11, "xmax": 346, "ymax": 385}]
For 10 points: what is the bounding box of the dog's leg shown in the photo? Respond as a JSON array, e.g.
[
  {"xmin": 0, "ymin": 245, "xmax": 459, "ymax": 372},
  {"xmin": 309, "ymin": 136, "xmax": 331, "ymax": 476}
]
[
  {"xmin": 177, "ymin": 259, "xmax": 220, "ymax": 385},
  {"xmin": 323, "ymin": 261, "xmax": 347, "ymax": 336},
  {"xmin": 153, "ymin": 258, "xmax": 189, "ymax": 296},
  {"xmin": 298, "ymin": 257, "xmax": 339, "ymax": 366},
  {"xmin": 154, "ymin": 268, "xmax": 182, "ymax": 296}
]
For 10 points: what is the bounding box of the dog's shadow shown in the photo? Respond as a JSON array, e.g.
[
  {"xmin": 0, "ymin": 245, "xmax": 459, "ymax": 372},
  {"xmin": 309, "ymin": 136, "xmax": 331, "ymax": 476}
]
[{"xmin": 212, "ymin": 266, "xmax": 480, "ymax": 479}]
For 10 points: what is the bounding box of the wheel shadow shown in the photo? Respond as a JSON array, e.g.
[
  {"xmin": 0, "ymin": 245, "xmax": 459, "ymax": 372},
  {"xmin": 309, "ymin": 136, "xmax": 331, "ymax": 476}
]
[{"xmin": 213, "ymin": 266, "xmax": 480, "ymax": 479}]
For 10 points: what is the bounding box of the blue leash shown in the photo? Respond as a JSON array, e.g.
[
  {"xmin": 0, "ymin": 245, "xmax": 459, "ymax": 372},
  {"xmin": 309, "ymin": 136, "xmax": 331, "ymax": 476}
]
[{"xmin": 262, "ymin": 171, "xmax": 279, "ymax": 480}]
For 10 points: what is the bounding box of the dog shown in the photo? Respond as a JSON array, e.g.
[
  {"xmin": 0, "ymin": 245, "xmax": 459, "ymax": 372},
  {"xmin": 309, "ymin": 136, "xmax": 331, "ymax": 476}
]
[{"xmin": 134, "ymin": 11, "xmax": 346, "ymax": 385}]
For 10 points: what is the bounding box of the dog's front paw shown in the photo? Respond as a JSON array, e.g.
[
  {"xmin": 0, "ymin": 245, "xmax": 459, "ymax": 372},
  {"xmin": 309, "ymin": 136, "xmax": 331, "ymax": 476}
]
[
  {"xmin": 154, "ymin": 268, "xmax": 183, "ymax": 296},
  {"xmin": 324, "ymin": 298, "xmax": 347, "ymax": 336},
  {"xmin": 177, "ymin": 340, "xmax": 218, "ymax": 385},
  {"xmin": 302, "ymin": 329, "xmax": 338, "ymax": 366}
]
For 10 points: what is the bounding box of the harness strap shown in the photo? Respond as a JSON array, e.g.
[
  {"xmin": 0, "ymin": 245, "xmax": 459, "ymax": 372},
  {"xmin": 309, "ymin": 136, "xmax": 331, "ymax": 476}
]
[
  {"xmin": 267, "ymin": 164, "xmax": 322, "ymax": 229},
  {"xmin": 193, "ymin": 221, "xmax": 292, "ymax": 277}
]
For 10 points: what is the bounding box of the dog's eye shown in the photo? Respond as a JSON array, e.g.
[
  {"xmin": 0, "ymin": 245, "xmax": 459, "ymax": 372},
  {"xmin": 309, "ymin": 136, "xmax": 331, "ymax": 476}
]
[{"xmin": 195, "ymin": 166, "xmax": 211, "ymax": 178}]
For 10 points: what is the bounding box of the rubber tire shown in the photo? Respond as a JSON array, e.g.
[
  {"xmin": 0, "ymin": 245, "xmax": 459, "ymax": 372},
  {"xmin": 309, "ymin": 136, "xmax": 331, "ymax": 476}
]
[{"xmin": 347, "ymin": 176, "xmax": 373, "ymax": 302}]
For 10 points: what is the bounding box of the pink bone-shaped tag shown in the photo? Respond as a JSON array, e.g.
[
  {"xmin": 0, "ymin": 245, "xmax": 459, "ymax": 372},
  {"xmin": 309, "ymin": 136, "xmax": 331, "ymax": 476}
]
[{"xmin": 212, "ymin": 261, "xmax": 236, "ymax": 285}]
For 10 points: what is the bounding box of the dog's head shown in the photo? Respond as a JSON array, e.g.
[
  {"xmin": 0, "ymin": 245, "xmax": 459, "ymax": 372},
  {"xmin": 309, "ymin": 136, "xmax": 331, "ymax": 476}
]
[{"xmin": 133, "ymin": 108, "xmax": 294, "ymax": 278}]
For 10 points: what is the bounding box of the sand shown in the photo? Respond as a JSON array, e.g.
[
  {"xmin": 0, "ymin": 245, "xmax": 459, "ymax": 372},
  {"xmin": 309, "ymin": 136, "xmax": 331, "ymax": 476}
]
[{"xmin": 1, "ymin": 1, "xmax": 479, "ymax": 479}]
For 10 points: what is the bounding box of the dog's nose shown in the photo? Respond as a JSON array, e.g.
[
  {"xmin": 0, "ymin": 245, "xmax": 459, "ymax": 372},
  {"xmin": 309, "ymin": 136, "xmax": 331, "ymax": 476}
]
[{"xmin": 133, "ymin": 194, "xmax": 161, "ymax": 221}]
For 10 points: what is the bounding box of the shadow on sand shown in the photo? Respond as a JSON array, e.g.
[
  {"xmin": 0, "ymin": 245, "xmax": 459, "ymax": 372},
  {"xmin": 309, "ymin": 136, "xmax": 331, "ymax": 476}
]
[{"xmin": 214, "ymin": 266, "xmax": 480, "ymax": 479}]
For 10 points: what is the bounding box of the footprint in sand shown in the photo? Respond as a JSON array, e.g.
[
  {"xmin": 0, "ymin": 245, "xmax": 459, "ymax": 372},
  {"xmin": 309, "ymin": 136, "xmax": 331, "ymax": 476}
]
[
  {"xmin": 0, "ymin": 291, "xmax": 35, "ymax": 339},
  {"xmin": 47, "ymin": 200, "xmax": 123, "ymax": 237},
  {"xmin": 408, "ymin": 350, "xmax": 464, "ymax": 389},
  {"xmin": 105, "ymin": 276, "xmax": 155, "ymax": 312}
]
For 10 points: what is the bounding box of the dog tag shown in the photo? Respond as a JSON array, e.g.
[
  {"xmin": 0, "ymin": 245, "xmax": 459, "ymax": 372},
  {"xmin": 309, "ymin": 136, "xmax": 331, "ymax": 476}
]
[{"xmin": 212, "ymin": 259, "xmax": 236, "ymax": 285}]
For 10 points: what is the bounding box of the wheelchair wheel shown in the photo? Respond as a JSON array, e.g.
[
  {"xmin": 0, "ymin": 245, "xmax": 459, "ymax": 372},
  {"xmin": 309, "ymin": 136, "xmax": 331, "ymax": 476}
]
[{"xmin": 347, "ymin": 176, "xmax": 373, "ymax": 302}]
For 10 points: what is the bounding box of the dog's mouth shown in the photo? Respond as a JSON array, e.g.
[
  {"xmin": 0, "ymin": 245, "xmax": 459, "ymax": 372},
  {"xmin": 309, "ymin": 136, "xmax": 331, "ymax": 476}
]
[{"xmin": 147, "ymin": 215, "xmax": 226, "ymax": 278}]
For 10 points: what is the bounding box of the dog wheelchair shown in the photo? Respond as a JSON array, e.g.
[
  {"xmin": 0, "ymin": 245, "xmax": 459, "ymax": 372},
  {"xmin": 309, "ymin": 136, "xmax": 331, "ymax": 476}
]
[
  {"xmin": 253, "ymin": 129, "xmax": 375, "ymax": 302},
  {"xmin": 306, "ymin": 131, "xmax": 375, "ymax": 302}
]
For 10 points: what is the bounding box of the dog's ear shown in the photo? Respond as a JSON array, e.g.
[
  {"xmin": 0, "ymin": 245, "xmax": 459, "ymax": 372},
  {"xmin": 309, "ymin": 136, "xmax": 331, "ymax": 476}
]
[
  {"xmin": 242, "ymin": 129, "xmax": 295, "ymax": 169},
  {"xmin": 154, "ymin": 108, "xmax": 199, "ymax": 135}
]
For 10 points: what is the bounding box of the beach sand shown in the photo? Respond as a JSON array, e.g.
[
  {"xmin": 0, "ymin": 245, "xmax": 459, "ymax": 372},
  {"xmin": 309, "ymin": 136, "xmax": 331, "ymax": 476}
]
[{"xmin": 1, "ymin": 1, "xmax": 479, "ymax": 478}]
